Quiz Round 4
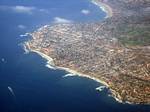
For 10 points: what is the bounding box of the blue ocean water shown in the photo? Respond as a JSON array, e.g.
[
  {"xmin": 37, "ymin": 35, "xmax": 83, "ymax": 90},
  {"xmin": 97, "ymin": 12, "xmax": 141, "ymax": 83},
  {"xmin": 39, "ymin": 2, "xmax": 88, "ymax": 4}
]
[{"xmin": 0, "ymin": 0, "xmax": 149, "ymax": 112}]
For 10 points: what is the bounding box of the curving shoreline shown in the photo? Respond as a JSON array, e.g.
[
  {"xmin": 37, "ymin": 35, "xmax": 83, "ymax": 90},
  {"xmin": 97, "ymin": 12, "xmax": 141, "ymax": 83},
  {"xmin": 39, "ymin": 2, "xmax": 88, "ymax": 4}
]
[
  {"xmin": 21, "ymin": 0, "xmax": 148, "ymax": 104},
  {"xmin": 24, "ymin": 42, "xmax": 127, "ymax": 104},
  {"xmin": 23, "ymin": 0, "xmax": 125, "ymax": 104}
]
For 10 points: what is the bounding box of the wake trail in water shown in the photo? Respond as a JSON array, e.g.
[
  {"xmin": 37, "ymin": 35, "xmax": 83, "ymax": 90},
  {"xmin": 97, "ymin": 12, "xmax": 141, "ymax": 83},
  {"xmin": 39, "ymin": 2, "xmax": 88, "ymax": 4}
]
[{"xmin": 8, "ymin": 86, "xmax": 16, "ymax": 98}]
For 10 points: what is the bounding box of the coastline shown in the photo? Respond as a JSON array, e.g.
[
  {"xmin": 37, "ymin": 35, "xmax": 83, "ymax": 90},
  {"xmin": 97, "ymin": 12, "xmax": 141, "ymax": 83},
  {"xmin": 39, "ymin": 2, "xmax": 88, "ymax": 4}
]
[
  {"xmin": 24, "ymin": 42, "xmax": 125, "ymax": 104},
  {"xmin": 22, "ymin": 0, "xmax": 139, "ymax": 105},
  {"xmin": 91, "ymin": 0, "xmax": 113, "ymax": 18}
]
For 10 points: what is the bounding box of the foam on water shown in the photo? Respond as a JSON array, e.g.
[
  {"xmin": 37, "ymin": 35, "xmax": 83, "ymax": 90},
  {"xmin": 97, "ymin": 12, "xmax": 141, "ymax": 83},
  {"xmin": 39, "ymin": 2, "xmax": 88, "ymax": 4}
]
[
  {"xmin": 96, "ymin": 86, "xmax": 106, "ymax": 92},
  {"xmin": 62, "ymin": 73, "xmax": 76, "ymax": 78},
  {"xmin": 45, "ymin": 63, "xmax": 56, "ymax": 70},
  {"xmin": 20, "ymin": 33, "xmax": 30, "ymax": 37}
]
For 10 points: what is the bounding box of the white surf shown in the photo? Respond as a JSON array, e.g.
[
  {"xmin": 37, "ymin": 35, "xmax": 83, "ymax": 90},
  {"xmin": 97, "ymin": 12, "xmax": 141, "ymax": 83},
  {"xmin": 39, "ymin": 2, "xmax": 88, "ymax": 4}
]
[
  {"xmin": 62, "ymin": 73, "xmax": 76, "ymax": 78},
  {"xmin": 96, "ymin": 86, "xmax": 106, "ymax": 92}
]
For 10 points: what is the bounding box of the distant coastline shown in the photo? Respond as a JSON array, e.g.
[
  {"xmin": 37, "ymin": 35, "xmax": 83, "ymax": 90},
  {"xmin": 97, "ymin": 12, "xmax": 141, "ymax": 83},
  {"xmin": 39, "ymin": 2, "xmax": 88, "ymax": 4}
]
[{"xmin": 91, "ymin": 0, "xmax": 113, "ymax": 18}]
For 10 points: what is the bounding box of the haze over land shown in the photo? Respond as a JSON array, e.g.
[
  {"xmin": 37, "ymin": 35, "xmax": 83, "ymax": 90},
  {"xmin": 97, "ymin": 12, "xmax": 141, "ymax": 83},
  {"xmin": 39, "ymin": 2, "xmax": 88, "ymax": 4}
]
[{"xmin": 25, "ymin": 0, "xmax": 150, "ymax": 104}]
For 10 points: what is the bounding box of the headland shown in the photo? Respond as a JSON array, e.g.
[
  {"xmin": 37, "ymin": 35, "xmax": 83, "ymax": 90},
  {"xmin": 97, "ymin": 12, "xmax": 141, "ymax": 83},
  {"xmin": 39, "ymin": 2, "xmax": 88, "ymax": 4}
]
[{"xmin": 24, "ymin": 0, "xmax": 150, "ymax": 104}]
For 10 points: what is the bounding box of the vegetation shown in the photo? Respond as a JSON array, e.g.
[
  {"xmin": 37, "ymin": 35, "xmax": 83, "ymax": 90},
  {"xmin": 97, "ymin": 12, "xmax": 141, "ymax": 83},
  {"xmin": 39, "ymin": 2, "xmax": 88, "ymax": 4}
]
[{"xmin": 118, "ymin": 26, "xmax": 150, "ymax": 46}]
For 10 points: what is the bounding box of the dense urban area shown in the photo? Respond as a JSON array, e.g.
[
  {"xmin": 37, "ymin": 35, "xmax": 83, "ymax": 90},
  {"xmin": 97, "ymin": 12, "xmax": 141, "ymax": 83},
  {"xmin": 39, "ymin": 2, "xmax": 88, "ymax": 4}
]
[{"xmin": 25, "ymin": 0, "xmax": 150, "ymax": 104}]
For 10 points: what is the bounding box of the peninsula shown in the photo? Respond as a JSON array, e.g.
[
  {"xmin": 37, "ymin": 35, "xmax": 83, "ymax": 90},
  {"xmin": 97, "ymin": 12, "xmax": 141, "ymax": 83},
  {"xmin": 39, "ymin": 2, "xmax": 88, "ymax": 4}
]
[{"xmin": 25, "ymin": 0, "xmax": 150, "ymax": 104}]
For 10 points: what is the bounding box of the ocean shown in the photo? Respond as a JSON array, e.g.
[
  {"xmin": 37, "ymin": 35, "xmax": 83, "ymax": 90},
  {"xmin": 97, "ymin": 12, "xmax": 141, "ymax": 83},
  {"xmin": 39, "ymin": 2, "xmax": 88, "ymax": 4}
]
[{"xmin": 0, "ymin": 0, "xmax": 149, "ymax": 112}]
